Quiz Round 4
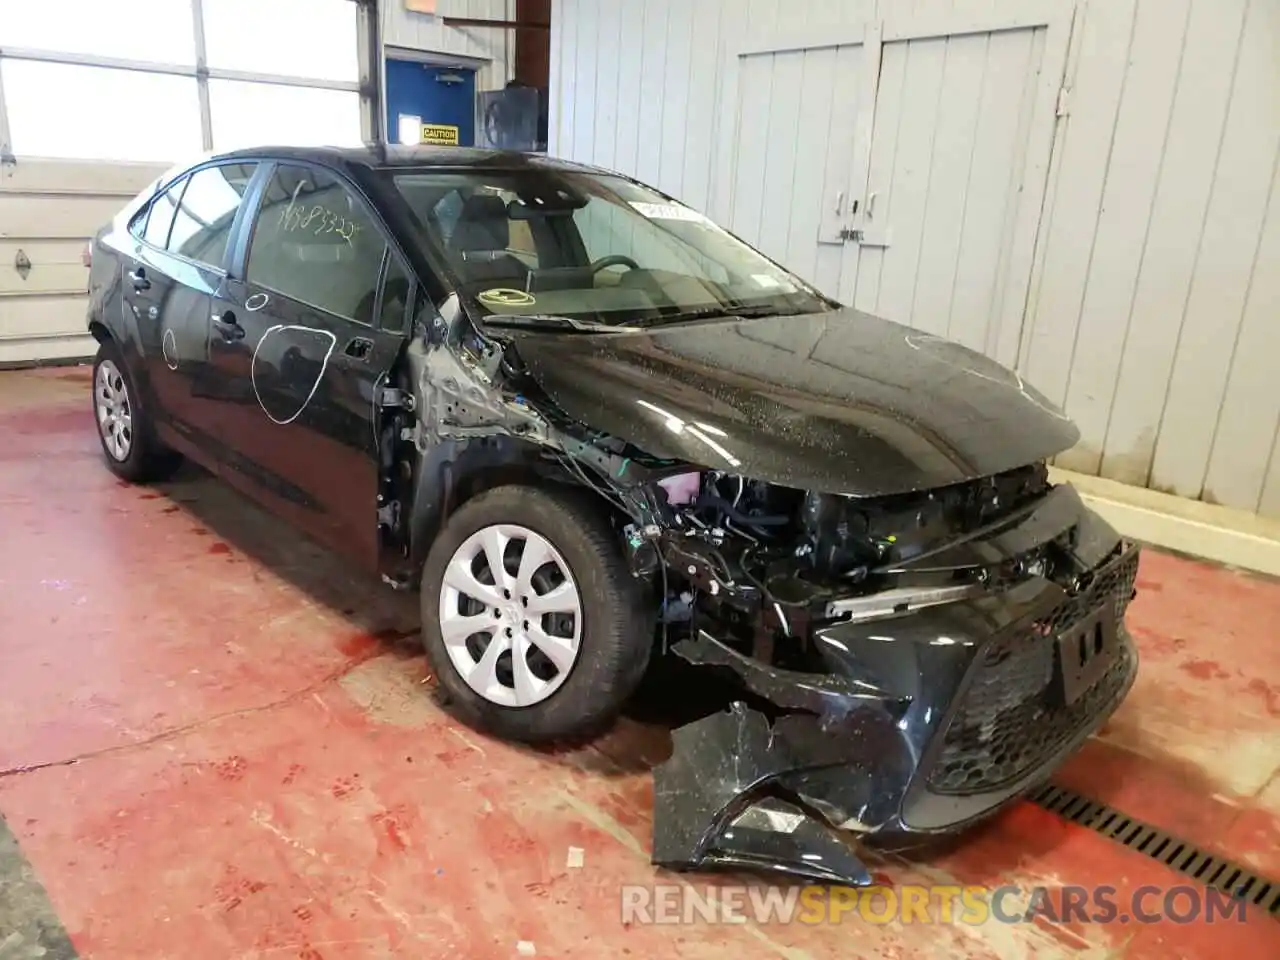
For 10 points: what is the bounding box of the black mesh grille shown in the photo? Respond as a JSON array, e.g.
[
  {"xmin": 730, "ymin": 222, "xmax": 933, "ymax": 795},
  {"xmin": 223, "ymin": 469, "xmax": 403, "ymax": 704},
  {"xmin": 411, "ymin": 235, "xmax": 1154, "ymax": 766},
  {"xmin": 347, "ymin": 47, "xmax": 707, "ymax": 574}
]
[{"xmin": 926, "ymin": 548, "xmax": 1140, "ymax": 796}]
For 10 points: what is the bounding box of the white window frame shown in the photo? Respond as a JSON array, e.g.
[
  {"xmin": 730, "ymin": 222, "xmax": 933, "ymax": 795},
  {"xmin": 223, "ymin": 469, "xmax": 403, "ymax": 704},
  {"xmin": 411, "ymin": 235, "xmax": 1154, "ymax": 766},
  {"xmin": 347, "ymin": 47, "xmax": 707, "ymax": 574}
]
[{"xmin": 0, "ymin": 0, "xmax": 376, "ymax": 161}]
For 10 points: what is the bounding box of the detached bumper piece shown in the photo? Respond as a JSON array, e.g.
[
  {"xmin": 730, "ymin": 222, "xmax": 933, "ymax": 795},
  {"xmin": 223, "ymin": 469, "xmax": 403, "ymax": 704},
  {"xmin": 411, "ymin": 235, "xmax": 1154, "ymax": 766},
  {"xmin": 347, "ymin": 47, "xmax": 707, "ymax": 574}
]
[{"xmin": 651, "ymin": 703, "xmax": 874, "ymax": 887}]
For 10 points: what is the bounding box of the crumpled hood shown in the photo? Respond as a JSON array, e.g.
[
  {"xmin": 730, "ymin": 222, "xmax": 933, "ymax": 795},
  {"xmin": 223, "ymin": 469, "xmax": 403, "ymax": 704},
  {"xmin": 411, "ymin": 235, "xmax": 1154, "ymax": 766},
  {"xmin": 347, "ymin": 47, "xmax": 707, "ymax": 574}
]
[{"xmin": 508, "ymin": 308, "xmax": 1079, "ymax": 496}]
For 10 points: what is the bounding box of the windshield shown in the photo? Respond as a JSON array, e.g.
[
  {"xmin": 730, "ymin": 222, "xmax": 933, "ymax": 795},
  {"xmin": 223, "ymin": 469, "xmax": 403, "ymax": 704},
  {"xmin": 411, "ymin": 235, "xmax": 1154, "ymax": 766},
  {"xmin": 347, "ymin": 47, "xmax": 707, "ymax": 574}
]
[{"xmin": 386, "ymin": 168, "xmax": 833, "ymax": 327}]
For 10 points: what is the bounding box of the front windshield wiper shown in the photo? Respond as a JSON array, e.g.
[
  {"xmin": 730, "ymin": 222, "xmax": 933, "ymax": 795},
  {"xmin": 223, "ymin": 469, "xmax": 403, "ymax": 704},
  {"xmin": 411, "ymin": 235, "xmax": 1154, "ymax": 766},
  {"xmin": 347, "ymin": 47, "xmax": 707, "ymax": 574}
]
[
  {"xmin": 645, "ymin": 303, "xmax": 802, "ymax": 325},
  {"xmin": 482, "ymin": 313, "xmax": 637, "ymax": 334}
]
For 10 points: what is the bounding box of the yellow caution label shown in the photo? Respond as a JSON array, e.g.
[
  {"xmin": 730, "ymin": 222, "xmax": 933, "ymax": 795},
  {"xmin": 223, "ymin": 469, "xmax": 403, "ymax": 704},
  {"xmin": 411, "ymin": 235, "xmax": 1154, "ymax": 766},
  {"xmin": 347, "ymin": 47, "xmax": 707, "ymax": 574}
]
[{"xmin": 421, "ymin": 123, "xmax": 460, "ymax": 146}]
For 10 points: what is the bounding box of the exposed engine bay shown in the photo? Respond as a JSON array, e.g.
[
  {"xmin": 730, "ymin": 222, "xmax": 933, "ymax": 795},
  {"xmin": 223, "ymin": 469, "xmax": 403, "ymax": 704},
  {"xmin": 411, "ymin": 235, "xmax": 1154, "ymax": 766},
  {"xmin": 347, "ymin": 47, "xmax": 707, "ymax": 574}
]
[{"xmin": 622, "ymin": 461, "xmax": 1062, "ymax": 671}]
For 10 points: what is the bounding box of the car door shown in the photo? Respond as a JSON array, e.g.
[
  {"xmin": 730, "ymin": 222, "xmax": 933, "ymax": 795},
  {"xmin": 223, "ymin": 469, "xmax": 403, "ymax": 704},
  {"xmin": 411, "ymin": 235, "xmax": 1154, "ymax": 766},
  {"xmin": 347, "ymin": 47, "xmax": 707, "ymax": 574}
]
[
  {"xmin": 120, "ymin": 176, "xmax": 206, "ymax": 441},
  {"xmin": 204, "ymin": 161, "xmax": 413, "ymax": 568},
  {"xmin": 121, "ymin": 162, "xmax": 258, "ymax": 459}
]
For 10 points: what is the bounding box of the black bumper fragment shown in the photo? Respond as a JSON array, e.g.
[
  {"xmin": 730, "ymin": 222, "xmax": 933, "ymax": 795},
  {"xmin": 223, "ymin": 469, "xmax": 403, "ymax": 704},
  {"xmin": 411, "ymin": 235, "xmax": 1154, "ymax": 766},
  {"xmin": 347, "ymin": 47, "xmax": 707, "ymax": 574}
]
[{"xmin": 650, "ymin": 537, "xmax": 1141, "ymax": 886}]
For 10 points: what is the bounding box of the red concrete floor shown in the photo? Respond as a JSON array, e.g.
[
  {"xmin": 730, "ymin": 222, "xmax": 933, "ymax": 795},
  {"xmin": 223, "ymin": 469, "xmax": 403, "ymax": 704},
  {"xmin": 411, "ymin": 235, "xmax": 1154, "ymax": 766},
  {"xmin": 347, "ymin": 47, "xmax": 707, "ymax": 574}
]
[{"xmin": 2, "ymin": 365, "xmax": 1279, "ymax": 959}]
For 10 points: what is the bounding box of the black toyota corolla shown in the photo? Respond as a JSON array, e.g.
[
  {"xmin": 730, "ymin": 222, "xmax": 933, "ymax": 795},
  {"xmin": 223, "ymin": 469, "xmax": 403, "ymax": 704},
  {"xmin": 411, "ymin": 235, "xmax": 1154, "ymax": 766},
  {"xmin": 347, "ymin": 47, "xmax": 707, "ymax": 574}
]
[{"xmin": 87, "ymin": 144, "xmax": 1138, "ymax": 884}]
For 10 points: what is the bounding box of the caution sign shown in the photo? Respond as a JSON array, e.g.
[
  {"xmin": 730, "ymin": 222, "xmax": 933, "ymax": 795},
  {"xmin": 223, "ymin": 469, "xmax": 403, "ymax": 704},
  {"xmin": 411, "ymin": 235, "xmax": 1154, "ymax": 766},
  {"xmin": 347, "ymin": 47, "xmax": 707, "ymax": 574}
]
[{"xmin": 421, "ymin": 123, "xmax": 460, "ymax": 146}]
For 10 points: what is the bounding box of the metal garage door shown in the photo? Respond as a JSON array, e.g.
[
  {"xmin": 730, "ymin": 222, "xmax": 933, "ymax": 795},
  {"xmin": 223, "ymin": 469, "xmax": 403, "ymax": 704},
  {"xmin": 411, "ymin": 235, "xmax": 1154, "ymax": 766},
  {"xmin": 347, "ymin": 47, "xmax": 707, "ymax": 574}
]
[
  {"xmin": 0, "ymin": 0, "xmax": 366, "ymax": 366},
  {"xmin": 0, "ymin": 161, "xmax": 165, "ymax": 365},
  {"xmin": 722, "ymin": 0, "xmax": 1073, "ymax": 365}
]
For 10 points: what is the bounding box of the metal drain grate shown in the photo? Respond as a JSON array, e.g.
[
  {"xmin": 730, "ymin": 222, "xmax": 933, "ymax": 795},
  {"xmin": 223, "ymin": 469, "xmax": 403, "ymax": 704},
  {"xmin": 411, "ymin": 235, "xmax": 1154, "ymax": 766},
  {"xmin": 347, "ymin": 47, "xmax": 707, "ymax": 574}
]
[{"xmin": 1029, "ymin": 782, "xmax": 1280, "ymax": 917}]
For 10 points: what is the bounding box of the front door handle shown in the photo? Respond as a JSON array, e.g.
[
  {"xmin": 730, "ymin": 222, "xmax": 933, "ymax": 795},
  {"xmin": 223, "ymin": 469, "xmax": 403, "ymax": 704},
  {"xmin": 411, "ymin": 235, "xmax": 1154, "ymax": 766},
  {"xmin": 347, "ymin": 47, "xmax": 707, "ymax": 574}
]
[
  {"xmin": 128, "ymin": 267, "xmax": 150, "ymax": 291},
  {"xmin": 344, "ymin": 336, "xmax": 374, "ymax": 360},
  {"xmin": 212, "ymin": 311, "xmax": 245, "ymax": 341}
]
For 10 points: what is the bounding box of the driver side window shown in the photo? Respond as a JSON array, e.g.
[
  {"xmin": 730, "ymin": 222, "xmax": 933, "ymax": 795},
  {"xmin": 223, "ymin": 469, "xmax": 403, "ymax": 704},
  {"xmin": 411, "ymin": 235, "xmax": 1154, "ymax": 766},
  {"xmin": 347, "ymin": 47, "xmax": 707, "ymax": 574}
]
[{"xmin": 247, "ymin": 164, "xmax": 386, "ymax": 325}]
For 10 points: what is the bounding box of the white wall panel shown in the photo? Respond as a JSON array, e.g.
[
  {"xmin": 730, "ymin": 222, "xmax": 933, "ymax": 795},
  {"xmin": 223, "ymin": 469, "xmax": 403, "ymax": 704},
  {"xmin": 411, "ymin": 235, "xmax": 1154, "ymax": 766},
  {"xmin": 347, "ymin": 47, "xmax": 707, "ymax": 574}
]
[
  {"xmin": 1048, "ymin": 0, "xmax": 1188, "ymax": 478},
  {"xmin": 1149, "ymin": 0, "xmax": 1280, "ymax": 503},
  {"xmin": 1033, "ymin": 0, "xmax": 1280, "ymax": 515},
  {"xmin": 552, "ymin": 0, "xmax": 1280, "ymax": 519},
  {"xmin": 0, "ymin": 161, "xmax": 165, "ymax": 365},
  {"xmin": 1093, "ymin": 0, "xmax": 1251, "ymax": 490}
]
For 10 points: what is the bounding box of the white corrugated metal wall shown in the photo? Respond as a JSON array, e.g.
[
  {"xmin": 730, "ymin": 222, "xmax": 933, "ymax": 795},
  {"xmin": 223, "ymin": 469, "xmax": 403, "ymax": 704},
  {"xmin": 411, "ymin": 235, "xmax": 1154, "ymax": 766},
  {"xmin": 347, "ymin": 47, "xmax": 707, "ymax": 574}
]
[{"xmin": 549, "ymin": 0, "xmax": 1280, "ymax": 519}]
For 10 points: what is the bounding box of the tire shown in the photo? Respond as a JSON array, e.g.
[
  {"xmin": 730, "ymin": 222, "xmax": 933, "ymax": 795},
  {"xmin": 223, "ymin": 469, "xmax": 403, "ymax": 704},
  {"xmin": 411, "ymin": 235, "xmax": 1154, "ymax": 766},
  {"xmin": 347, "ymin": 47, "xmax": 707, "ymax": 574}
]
[
  {"xmin": 92, "ymin": 339, "xmax": 182, "ymax": 483},
  {"xmin": 421, "ymin": 484, "xmax": 652, "ymax": 743}
]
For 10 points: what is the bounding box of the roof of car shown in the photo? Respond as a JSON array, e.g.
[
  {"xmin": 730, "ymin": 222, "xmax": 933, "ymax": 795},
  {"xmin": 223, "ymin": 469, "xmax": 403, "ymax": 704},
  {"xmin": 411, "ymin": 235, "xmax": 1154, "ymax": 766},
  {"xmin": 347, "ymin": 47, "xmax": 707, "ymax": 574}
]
[{"xmin": 209, "ymin": 144, "xmax": 611, "ymax": 176}]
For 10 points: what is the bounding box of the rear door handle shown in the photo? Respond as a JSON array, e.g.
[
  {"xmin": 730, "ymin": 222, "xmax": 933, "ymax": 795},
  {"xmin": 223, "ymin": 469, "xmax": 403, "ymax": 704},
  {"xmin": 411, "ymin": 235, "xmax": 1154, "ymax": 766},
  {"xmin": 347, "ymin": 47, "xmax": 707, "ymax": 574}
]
[
  {"xmin": 128, "ymin": 267, "xmax": 150, "ymax": 291},
  {"xmin": 212, "ymin": 311, "xmax": 245, "ymax": 341},
  {"xmin": 344, "ymin": 337, "xmax": 374, "ymax": 360}
]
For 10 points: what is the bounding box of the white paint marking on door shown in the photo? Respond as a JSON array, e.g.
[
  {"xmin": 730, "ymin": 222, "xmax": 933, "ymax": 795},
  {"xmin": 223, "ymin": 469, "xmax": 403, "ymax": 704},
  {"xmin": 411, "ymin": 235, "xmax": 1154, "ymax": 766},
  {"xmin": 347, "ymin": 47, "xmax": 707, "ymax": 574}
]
[
  {"xmin": 161, "ymin": 328, "xmax": 178, "ymax": 370},
  {"xmin": 250, "ymin": 324, "xmax": 337, "ymax": 426}
]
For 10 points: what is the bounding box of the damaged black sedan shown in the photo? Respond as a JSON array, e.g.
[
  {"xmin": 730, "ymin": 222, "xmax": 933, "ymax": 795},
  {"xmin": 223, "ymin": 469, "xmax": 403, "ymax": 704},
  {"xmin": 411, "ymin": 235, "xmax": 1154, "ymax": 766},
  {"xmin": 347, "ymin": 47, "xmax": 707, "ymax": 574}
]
[{"xmin": 87, "ymin": 145, "xmax": 1138, "ymax": 886}]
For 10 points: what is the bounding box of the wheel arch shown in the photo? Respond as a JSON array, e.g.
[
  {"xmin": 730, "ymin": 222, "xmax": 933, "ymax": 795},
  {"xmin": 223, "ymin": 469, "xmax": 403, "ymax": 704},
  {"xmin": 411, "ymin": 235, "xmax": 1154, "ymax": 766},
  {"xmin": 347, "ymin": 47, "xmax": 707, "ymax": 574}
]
[{"xmin": 407, "ymin": 436, "xmax": 576, "ymax": 573}]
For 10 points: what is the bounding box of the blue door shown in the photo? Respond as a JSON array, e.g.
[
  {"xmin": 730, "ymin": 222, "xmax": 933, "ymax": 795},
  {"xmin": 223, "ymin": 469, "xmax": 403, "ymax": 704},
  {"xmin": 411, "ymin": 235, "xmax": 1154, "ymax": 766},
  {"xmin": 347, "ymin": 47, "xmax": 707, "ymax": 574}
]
[{"xmin": 385, "ymin": 60, "xmax": 477, "ymax": 147}]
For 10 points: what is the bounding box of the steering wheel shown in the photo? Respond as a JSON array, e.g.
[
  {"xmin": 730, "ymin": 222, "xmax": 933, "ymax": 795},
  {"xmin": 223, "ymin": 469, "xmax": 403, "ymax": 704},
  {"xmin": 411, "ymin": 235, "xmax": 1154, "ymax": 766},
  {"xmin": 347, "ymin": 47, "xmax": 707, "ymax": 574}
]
[{"xmin": 589, "ymin": 254, "xmax": 640, "ymax": 274}]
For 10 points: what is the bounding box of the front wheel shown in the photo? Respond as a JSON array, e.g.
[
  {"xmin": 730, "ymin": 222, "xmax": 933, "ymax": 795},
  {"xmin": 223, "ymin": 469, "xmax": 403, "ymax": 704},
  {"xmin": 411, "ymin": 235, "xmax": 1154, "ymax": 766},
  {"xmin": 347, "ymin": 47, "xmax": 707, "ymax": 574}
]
[{"xmin": 420, "ymin": 485, "xmax": 652, "ymax": 742}]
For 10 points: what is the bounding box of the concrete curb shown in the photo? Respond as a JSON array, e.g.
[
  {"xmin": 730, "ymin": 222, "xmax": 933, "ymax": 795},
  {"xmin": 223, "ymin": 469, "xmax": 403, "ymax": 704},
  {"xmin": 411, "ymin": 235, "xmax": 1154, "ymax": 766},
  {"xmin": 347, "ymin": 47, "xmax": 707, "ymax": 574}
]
[{"xmin": 1049, "ymin": 467, "xmax": 1280, "ymax": 579}]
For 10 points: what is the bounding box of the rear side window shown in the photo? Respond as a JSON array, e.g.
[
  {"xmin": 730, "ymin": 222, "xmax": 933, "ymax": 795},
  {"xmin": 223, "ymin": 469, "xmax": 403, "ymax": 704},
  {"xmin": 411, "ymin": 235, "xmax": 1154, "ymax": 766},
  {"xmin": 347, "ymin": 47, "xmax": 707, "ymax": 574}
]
[
  {"xmin": 246, "ymin": 163, "xmax": 385, "ymax": 324},
  {"xmin": 166, "ymin": 163, "xmax": 257, "ymax": 268},
  {"xmin": 142, "ymin": 179, "xmax": 184, "ymax": 249}
]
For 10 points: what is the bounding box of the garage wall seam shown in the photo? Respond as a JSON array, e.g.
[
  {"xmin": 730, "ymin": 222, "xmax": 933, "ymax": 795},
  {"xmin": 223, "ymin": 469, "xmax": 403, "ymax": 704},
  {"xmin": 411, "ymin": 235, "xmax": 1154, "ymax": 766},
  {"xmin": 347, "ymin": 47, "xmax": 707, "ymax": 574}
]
[
  {"xmin": 191, "ymin": 0, "xmax": 214, "ymax": 151},
  {"xmin": 0, "ymin": 54, "xmax": 12, "ymax": 162}
]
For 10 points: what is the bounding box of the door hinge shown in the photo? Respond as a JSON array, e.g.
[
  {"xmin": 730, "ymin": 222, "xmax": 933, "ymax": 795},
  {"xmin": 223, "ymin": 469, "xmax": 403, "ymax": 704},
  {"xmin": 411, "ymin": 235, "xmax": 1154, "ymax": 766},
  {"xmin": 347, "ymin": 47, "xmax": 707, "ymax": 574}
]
[
  {"xmin": 379, "ymin": 386, "xmax": 415, "ymax": 411},
  {"xmin": 1056, "ymin": 85, "xmax": 1071, "ymax": 118}
]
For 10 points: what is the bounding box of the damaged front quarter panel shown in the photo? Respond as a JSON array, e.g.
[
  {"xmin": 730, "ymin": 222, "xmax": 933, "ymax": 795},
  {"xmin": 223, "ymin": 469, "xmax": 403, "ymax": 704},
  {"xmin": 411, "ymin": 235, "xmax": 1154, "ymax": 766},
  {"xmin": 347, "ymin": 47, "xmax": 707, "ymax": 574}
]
[{"xmin": 390, "ymin": 310, "xmax": 678, "ymax": 583}]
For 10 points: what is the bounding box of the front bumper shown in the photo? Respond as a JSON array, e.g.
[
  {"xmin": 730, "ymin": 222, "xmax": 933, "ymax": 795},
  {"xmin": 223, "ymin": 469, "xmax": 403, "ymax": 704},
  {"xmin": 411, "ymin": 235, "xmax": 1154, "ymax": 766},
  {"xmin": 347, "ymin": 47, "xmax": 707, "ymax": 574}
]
[{"xmin": 651, "ymin": 499, "xmax": 1140, "ymax": 885}]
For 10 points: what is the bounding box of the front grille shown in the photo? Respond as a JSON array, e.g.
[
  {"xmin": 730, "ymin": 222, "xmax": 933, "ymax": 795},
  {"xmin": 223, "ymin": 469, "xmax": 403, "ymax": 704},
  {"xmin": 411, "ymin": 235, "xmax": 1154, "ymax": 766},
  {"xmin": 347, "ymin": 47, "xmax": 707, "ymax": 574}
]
[{"xmin": 926, "ymin": 548, "xmax": 1140, "ymax": 796}]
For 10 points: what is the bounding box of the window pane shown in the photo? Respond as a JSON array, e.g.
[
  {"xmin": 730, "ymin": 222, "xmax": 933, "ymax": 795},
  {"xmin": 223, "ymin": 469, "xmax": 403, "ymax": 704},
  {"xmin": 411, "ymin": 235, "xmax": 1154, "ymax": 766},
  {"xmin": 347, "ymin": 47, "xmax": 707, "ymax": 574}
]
[
  {"xmin": 2, "ymin": 61, "xmax": 202, "ymax": 162},
  {"xmin": 248, "ymin": 165, "xmax": 385, "ymax": 324},
  {"xmin": 203, "ymin": 0, "xmax": 357, "ymax": 81},
  {"xmin": 208, "ymin": 80, "xmax": 362, "ymax": 151},
  {"xmin": 0, "ymin": 0, "xmax": 195, "ymax": 64},
  {"xmin": 144, "ymin": 183, "xmax": 184, "ymax": 248},
  {"xmin": 167, "ymin": 164, "xmax": 258, "ymax": 266},
  {"xmin": 379, "ymin": 256, "xmax": 412, "ymax": 333}
]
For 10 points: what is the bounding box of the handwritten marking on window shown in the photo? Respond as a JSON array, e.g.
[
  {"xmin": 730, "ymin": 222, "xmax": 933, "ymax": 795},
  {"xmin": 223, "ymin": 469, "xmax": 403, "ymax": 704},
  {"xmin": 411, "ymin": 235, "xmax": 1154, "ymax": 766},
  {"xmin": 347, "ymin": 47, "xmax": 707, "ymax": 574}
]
[
  {"xmin": 276, "ymin": 180, "xmax": 362, "ymax": 246},
  {"xmin": 277, "ymin": 202, "xmax": 362, "ymax": 245}
]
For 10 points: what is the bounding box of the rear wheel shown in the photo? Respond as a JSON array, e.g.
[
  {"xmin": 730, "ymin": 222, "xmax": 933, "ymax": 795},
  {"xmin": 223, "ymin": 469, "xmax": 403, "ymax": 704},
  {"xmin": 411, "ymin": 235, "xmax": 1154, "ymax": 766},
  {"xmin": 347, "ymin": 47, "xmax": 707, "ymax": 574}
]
[
  {"xmin": 92, "ymin": 340, "xmax": 181, "ymax": 483},
  {"xmin": 421, "ymin": 485, "xmax": 652, "ymax": 742}
]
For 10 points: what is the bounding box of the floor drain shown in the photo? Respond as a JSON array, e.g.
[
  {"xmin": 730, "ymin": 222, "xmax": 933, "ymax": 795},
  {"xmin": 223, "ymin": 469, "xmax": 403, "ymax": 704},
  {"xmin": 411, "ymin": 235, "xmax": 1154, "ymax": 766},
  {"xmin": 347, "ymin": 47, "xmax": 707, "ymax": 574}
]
[{"xmin": 1029, "ymin": 782, "xmax": 1280, "ymax": 917}]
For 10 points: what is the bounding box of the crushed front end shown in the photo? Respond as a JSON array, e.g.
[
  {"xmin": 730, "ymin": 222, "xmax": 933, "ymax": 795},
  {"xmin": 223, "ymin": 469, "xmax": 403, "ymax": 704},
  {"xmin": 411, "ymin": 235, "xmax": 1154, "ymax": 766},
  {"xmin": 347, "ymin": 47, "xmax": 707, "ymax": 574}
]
[{"xmin": 625, "ymin": 463, "xmax": 1139, "ymax": 885}]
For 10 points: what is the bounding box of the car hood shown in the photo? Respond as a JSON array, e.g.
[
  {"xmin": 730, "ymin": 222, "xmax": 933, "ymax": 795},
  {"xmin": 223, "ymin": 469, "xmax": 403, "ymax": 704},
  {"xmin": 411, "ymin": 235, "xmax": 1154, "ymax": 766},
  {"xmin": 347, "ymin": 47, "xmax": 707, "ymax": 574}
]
[{"xmin": 507, "ymin": 308, "xmax": 1079, "ymax": 497}]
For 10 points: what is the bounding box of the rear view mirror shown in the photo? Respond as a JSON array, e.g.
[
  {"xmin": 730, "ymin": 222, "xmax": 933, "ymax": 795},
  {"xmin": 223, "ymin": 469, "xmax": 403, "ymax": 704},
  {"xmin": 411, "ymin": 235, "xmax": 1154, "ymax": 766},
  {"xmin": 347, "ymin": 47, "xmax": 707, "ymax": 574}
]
[
  {"xmin": 506, "ymin": 187, "xmax": 588, "ymax": 220},
  {"xmin": 507, "ymin": 200, "xmax": 574, "ymax": 220}
]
